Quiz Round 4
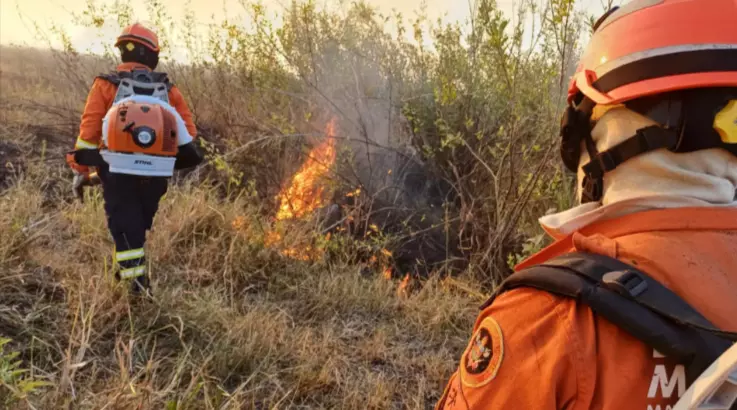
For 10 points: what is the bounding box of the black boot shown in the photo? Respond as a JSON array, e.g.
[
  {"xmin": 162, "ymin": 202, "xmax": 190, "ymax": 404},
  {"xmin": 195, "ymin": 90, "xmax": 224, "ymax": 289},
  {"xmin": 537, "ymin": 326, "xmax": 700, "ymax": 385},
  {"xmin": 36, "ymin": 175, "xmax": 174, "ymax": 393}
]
[{"xmin": 130, "ymin": 275, "xmax": 153, "ymax": 298}]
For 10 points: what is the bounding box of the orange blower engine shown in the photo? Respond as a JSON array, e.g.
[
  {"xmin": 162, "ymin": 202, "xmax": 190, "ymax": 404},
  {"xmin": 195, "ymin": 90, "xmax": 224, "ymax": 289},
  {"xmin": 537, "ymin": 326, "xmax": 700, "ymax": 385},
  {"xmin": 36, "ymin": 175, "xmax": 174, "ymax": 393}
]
[{"xmin": 100, "ymin": 101, "xmax": 179, "ymax": 176}]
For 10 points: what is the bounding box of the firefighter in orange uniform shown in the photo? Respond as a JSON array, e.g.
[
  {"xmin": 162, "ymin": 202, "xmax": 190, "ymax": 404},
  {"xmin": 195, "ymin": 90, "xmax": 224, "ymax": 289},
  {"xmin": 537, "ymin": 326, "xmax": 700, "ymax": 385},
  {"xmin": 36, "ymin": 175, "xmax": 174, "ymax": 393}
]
[
  {"xmin": 436, "ymin": 1, "xmax": 737, "ymax": 409},
  {"xmin": 67, "ymin": 23, "xmax": 202, "ymax": 295}
]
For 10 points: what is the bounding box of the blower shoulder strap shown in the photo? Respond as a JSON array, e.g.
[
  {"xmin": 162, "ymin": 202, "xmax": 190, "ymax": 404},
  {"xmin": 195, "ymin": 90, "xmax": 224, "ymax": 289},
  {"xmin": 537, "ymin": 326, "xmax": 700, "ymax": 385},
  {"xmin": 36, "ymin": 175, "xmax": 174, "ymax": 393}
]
[
  {"xmin": 96, "ymin": 70, "xmax": 173, "ymax": 90},
  {"xmin": 96, "ymin": 71, "xmax": 122, "ymax": 86},
  {"xmin": 482, "ymin": 252, "xmax": 737, "ymax": 384}
]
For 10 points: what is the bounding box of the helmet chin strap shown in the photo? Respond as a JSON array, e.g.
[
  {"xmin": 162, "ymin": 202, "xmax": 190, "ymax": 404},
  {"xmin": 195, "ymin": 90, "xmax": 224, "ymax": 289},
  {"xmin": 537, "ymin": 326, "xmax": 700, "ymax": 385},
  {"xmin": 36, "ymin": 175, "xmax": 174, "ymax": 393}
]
[
  {"xmin": 579, "ymin": 125, "xmax": 680, "ymax": 204},
  {"xmin": 561, "ymin": 94, "xmax": 684, "ymax": 204}
]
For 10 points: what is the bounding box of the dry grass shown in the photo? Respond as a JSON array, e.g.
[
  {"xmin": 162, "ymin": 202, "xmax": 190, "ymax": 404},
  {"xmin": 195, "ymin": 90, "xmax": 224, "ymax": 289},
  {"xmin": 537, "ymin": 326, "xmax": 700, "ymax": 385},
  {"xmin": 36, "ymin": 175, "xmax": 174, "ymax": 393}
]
[
  {"xmin": 0, "ymin": 162, "xmax": 481, "ymax": 409},
  {"xmin": 0, "ymin": 46, "xmax": 483, "ymax": 409}
]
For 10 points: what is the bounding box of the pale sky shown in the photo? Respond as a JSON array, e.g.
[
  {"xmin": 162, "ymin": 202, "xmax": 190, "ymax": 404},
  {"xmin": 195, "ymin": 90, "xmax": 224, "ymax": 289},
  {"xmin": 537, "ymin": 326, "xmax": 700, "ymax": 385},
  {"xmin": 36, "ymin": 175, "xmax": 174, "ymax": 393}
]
[{"xmin": 0, "ymin": 0, "xmax": 607, "ymax": 61}]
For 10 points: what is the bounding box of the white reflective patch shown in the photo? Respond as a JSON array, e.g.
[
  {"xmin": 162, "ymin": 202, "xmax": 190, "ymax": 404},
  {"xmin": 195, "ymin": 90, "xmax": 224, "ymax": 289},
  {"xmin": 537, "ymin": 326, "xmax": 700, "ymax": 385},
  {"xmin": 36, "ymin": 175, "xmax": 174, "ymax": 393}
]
[
  {"xmin": 119, "ymin": 266, "xmax": 146, "ymax": 279},
  {"xmin": 115, "ymin": 248, "xmax": 145, "ymax": 262},
  {"xmin": 75, "ymin": 138, "xmax": 98, "ymax": 150}
]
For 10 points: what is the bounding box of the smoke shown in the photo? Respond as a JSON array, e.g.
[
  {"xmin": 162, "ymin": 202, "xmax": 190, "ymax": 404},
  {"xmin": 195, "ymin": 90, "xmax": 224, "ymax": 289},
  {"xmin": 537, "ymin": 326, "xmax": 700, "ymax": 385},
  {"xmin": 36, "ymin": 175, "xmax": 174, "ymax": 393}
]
[
  {"xmin": 297, "ymin": 30, "xmax": 460, "ymax": 276},
  {"xmin": 302, "ymin": 32, "xmax": 433, "ymax": 201}
]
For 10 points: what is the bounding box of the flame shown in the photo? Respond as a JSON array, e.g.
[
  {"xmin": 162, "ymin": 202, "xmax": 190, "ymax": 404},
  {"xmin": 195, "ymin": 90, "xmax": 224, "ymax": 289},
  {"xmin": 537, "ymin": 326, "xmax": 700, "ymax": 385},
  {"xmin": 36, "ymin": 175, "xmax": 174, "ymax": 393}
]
[
  {"xmin": 281, "ymin": 246, "xmax": 316, "ymax": 261},
  {"xmin": 232, "ymin": 215, "xmax": 247, "ymax": 231},
  {"xmin": 397, "ymin": 273, "xmax": 411, "ymax": 297},
  {"xmin": 265, "ymin": 230, "xmax": 282, "ymax": 247},
  {"xmin": 265, "ymin": 228, "xmax": 324, "ymax": 261},
  {"xmin": 276, "ymin": 119, "xmax": 338, "ymax": 220},
  {"xmin": 266, "ymin": 119, "xmax": 338, "ymax": 261}
]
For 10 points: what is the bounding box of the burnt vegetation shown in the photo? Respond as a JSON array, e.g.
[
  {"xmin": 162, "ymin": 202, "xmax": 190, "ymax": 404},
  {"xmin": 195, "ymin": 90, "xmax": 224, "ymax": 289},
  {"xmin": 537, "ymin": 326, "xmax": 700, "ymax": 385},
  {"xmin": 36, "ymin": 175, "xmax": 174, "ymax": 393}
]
[{"xmin": 0, "ymin": 0, "xmax": 604, "ymax": 408}]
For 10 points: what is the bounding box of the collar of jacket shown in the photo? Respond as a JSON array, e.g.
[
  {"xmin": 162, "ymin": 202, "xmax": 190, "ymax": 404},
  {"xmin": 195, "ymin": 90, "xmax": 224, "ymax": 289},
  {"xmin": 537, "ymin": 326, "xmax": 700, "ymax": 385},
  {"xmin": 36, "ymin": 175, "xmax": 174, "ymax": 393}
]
[{"xmin": 515, "ymin": 207, "xmax": 737, "ymax": 271}]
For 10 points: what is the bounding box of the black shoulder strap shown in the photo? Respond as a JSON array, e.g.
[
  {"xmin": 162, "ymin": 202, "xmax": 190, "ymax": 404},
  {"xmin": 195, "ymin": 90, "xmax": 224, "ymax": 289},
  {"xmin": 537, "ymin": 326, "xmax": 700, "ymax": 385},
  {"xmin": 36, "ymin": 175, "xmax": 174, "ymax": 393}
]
[
  {"xmin": 96, "ymin": 72, "xmax": 121, "ymax": 86},
  {"xmin": 150, "ymin": 71, "xmax": 171, "ymax": 83},
  {"xmin": 95, "ymin": 70, "xmax": 173, "ymax": 90},
  {"xmin": 483, "ymin": 252, "xmax": 737, "ymax": 385},
  {"xmin": 580, "ymin": 126, "xmax": 679, "ymax": 203}
]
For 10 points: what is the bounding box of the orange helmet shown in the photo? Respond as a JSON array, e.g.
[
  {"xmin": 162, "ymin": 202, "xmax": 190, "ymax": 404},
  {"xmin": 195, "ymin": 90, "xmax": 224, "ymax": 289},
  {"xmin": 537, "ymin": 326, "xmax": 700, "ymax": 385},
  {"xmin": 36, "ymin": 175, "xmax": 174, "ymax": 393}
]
[
  {"xmin": 105, "ymin": 102, "xmax": 177, "ymax": 157},
  {"xmin": 115, "ymin": 23, "xmax": 160, "ymax": 53},
  {"xmin": 561, "ymin": 0, "xmax": 737, "ymax": 203},
  {"xmin": 568, "ymin": 0, "xmax": 737, "ymax": 106}
]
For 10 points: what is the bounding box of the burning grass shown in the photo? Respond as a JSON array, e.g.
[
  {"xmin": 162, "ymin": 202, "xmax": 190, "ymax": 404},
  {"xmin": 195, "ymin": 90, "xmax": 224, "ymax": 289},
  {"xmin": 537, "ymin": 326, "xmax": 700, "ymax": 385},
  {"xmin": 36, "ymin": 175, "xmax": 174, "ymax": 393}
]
[
  {"xmin": 262, "ymin": 119, "xmax": 340, "ymax": 263},
  {"xmin": 0, "ymin": 129, "xmax": 482, "ymax": 409},
  {"xmin": 276, "ymin": 119, "xmax": 338, "ymax": 221}
]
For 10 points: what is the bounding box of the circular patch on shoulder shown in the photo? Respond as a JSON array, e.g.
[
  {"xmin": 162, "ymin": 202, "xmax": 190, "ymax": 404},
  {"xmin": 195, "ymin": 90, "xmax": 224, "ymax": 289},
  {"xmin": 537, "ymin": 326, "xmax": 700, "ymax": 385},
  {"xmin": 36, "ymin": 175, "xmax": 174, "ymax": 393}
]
[
  {"xmin": 126, "ymin": 42, "xmax": 136, "ymax": 51},
  {"xmin": 460, "ymin": 316, "xmax": 504, "ymax": 388}
]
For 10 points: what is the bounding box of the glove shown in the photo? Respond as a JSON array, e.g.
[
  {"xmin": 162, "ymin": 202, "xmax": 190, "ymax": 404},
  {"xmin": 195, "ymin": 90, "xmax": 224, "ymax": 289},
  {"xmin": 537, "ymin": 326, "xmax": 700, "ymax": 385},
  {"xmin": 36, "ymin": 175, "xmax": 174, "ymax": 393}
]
[
  {"xmin": 72, "ymin": 170, "xmax": 101, "ymax": 201},
  {"xmin": 66, "ymin": 151, "xmax": 90, "ymax": 174}
]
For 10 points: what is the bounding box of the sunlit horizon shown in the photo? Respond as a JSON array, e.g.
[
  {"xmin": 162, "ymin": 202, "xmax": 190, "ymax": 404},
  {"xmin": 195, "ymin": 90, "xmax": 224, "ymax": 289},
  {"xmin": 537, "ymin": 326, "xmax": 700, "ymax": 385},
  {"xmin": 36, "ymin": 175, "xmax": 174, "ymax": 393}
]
[{"xmin": 1, "ymin": 0, "xmax": 606, "ymax": 63}]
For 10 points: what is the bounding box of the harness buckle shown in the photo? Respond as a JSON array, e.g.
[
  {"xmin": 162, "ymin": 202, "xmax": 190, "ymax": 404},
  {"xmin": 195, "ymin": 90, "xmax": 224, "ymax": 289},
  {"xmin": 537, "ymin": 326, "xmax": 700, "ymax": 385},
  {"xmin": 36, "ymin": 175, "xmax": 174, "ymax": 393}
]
[
  {"xmin": 595, "ymin": 150, "xmax": 618, "ymax": 172},
  {"xmin": 636, "ymin": 126, "xmax": 678, "ymax": 152},
  {"xmin": 602, "ymin": 270, "xmax": 648, "ymax": 298},
  {"xmin": 581, "ymin": 174, "xmax": 604, "ymax": 203}
]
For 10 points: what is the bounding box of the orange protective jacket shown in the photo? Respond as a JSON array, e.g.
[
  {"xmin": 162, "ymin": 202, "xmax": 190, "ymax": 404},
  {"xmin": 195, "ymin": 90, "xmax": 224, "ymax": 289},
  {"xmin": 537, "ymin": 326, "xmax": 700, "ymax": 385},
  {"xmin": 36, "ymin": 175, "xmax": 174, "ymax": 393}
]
[
  {"xmin": 436, "ymin": 207, "xmax": 737, "ymax": 410},
  {"xmin": 69, "ymin": 62, "xmax": 197, "ymax": 173}
]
